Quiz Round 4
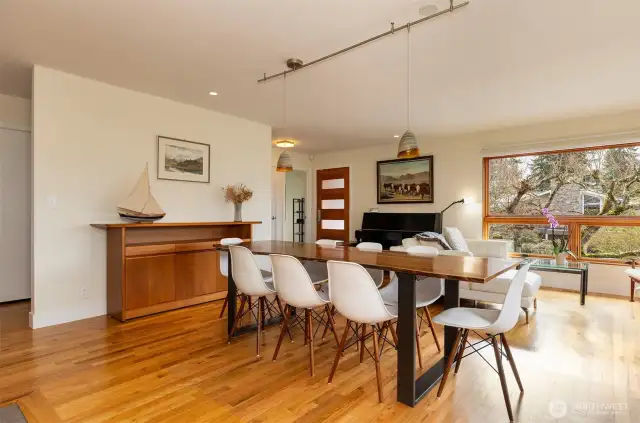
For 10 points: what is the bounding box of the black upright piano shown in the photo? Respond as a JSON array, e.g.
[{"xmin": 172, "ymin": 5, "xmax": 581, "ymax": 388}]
[{"xmin": 354, "ymin": 212, "xmax": 442, "ymax": 250}]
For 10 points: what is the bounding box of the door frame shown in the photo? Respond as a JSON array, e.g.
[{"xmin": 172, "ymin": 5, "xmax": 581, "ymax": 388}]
[{"xmin": 271, "ymin": 167, "xmax": 285, "ymax": 241}]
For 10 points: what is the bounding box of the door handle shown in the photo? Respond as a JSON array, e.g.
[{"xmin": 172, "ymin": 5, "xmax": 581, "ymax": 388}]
[{"xmin": 317, "ymin": 209, "xmax": 322, "ymax": 223}]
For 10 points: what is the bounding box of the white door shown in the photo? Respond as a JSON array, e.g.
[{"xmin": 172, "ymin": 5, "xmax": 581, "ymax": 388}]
[
  {"xmin": 0, "ymin": 128, "xmax": 31, "ymax": 302},
  {"xmin": 271, "ymin": 168, "xmax": 285, "ymax": 240}
]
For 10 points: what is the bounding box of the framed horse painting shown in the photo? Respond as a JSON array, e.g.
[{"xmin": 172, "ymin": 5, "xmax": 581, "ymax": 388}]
[{"xmin": 377, "ymin": 156, "xmax": 434, "ymax": 204}]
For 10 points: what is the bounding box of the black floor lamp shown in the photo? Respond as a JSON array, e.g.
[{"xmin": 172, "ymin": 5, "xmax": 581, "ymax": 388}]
[{"xmin": 441, "ymin": 197, "xmax": 472, "ymax": 215}]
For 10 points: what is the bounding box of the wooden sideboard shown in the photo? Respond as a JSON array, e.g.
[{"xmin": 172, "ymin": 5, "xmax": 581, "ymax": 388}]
[{"xmin": 91, "ymin": 221, "xmax": 261, "ymax": 321}]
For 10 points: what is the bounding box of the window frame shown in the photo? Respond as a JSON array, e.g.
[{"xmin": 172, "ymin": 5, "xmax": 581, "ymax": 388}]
[{"xmin": 482, "ymin": 142, "xmax": 640, "ymax": 265}]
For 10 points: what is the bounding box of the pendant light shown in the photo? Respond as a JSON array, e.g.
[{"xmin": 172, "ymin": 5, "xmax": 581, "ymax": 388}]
[
  {"xmin": 276, "ymin": 73, "xmax": 294, "ymax": 172},
  {"xmin": 397, "ymin": 22, "xmax": 420, "ymax": 159}
]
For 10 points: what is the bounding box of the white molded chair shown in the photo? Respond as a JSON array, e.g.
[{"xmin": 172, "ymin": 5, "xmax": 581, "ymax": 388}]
[
  {"xmin": 219, "ymin": 238, "xmax": 273, "ymax": 318},
  {"xmin": 270, "ymin": 254, "xmax": 340, "ymax": 376},
  {"xmin": 379, "ymin": 245, "xmax": 443, "ymax": 368},
  {"xmin": 433, "ymin": 264, "xmax": 530, "ymax": 422},
  {"xmin": 355, "ymin": 242, "xmax": 384, "ymax": 288},
  {"xmin": 228, "ymin": 245, "xmax": 285, "ymax": 357},
  {"xmin": 326, "ymin": 260, "xmax": 399, "ymax": 402},
  {"xmin": 219, "ymin": 238, "xmax": 244, "ymax": 318}
]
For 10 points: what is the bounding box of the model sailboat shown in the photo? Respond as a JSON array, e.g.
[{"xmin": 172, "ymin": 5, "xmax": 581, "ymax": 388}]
[{"xmin": 117, "ymin": 165, "xmax": 166, "ymax": 222}]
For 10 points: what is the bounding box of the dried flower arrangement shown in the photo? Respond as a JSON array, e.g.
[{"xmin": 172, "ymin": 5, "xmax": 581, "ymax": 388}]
[{"xmin": 222, "ymin": 184, "xmax": 253, "ymax": 204}]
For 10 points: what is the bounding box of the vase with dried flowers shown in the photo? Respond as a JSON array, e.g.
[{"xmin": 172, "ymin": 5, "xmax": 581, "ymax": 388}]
[
  {"xmin": 222, "ymin": 184, "xmax": 253, "ymax": 222},
  {"xmin": 542, "ymin": 208, "xmax": 575, "ymax": 265}
]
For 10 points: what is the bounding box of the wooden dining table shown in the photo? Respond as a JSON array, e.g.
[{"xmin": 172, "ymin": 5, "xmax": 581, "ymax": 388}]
[{"xmin": 221, "ymin": 240, "xmax": 520, "ymax": 407}]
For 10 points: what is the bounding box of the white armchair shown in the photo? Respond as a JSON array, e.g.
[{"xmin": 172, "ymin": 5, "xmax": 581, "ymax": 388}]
[{"xmin": 393, "ymin": 234, "xmax": 542, "ymax": 324}]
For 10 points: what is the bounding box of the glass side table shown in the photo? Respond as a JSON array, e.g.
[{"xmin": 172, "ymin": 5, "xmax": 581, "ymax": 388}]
[{"xmin": 522, "ymin": 258, "xmax": 589, "ymax": 305}]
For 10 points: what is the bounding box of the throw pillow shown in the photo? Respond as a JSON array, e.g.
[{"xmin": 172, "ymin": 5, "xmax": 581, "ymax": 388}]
[
  {"xmin": 443, "ymin": 227, "xmax": 470, "ymax": 252},
  {"xmin": 415, "ymin": 231, "xmax": 451, "ymax": 250}
]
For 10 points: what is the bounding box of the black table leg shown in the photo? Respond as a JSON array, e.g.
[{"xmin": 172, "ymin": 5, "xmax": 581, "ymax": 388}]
[
  {"xmin": 397, "ymin": 274, "xmax": 460, "ymax": 407},
  {"xmin": 580, "ymin": 269, "xmax": 588, "ymax": 305},
  {"xmin": 397, "ymin": 272, "xmax": 417, "ymax": 405},
  {"xmin": 227, "ymin": 252, "xmax": 237, "ymax": 338}
]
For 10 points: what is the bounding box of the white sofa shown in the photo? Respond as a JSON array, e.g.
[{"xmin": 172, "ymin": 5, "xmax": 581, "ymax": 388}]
[{"xmin": 392, "ymin": 235, "xmax": 542, "ymax": 323}]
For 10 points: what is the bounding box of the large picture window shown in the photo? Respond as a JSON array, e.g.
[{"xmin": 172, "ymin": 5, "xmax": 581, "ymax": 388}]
[{"xmin": 483, "ymin": 143, "xmax": 640, "ymax": 263}]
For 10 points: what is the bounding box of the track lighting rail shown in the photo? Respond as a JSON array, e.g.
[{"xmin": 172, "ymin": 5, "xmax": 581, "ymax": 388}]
[{"xmin": 257, "ymin": 0, "xmax": 470, "ymax": 83}]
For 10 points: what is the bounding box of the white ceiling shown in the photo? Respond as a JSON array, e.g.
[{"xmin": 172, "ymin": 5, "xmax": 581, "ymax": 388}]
[{"xmin": 1, "ymin": 0, "xmax": 640, "ymax": 153}]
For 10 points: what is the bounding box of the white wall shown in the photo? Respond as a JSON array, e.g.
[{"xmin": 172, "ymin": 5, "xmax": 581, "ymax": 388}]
[
  {"xmin": 311, "ymin": 111, "xmax": 640, "ymax": 297},
  {"xmin": 31, "ymin": 66, "xmax": 272, "ymax": 328},
  {"xmin": 0, "ymin": 128, "xmax": 31, "ymax": 303},
  {"xmin": 0, "ymin": 94, "xmax": 32, "ymax": 303},
  {"xmin": 0, "ymin": 93, "xmax": 31, "ymax": 132}
]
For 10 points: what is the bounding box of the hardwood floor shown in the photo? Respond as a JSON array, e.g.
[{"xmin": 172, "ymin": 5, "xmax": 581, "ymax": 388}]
[{"xmin": 0, "ymin": 290, "xmax": 638, "ymax": 422}]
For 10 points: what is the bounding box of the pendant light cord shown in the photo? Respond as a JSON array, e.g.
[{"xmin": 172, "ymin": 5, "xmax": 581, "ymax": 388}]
[
  {"xmin": 283, "ymin": 73, "xmax": 287, "ymax": 130},
  {"xmin": 406, "ymin": 22, "xmax": 412, "ymax": 131}
]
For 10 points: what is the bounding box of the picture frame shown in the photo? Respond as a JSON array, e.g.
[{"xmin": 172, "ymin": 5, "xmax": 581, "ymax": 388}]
[
  {"xmin": 377, "ymin": 155, "xmax": 434, "ymax": 204},
  {"xmin": 157, "ymin": 136, "xmax": 211, "ymax": 183}
]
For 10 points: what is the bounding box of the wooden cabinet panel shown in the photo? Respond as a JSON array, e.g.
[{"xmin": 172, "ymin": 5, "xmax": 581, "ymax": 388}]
[
  {"xmin": 125, "ymin": 255, "xmax": 176, "ymax": 310},
  {"xmin": 125, "ymin": 244, "xmax": 175, "ymax": 257},
  {"xmin": 97, "ymin": 222, "xmax": 259, "ymax": 321},
  {"xmin": 174, "ymin": 251, "xmax": 219, "ymax": 300}
]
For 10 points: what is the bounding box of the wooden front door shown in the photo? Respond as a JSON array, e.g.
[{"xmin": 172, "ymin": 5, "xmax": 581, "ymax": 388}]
[{"xmin": 316, "ymin": 167, "xmax": 350, "ymax": 243}]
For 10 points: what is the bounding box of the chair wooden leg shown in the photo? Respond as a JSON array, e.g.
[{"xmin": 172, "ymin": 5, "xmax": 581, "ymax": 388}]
[
  {"xmin": 321, "ymin": 305, "xmax": 336, "ymax": 339},
  {"xmin": 500, "ymin": 333, "xmax": 524, "ymax": 392},
  {"xmin": 522, "ymin": 307, "xmax": 529, "ymax": 324},
  {"xmin": 492, "ymin": 336, "xmax": 514, "ymax": 422},
  {"xmin": 415, "ymin": 318, "xmax": 423, "ymax": 370},
  {"xmin": 371, "ymin": 324, "xmax": 384, "ymax": 402},
  {"xmin": 359, "ymin": 324, "xmax": 367, "ymax": 363},
  {"xmin": 272, "ymin": 305, "xmax": 292, "ymax": 361},
  {"xmin": 437, "ymin": 328, "xmax": 463, "ymax": 398},
  {"xmin": 256, "ymin": 297, "xmax": 263, "ymax": 358},
  {"xmin": 245, "ymin": 296, "xmax": 253, "ymax": 326},
  {"xmin": 306, "ymin": 309, "xmax": 315, "ymax": 377},
  {"xmin": 388, "ymin": 321, "xmax": 399, "ymax": 346},
  {"xmin": 324, "ymin": 304, "xmax": 340, "ymax": 346},
  {"xmin": 228, "ymin": 295, "xmax": 247, "ymax": 342},
  {"xmin": 454, "ymin": 329, "xmax": 469, "ymax": 374},
  {"xmin": 377, "ymin": 322, "xmax": 387, "ymax": 351},
  {"xmin": 274, "ymin": 295, "xmax": 293, "ymax": 342},
  {"xmin": 631, "ymin": 278, "xmax": 636, "ymax": 302},
  {"xmin": 260, "ymin": 297, "xmax": 267, "ymax": 333},
  {"xmin": 424, "ymin": 306, "xmax": 441, "ymax": 352},
  {"xmin": 534, "ymin": 297, "xmax": 538, "ymax": 310},
  {"xmin": 328, "ymin": 319, "xmax": 351, "ymax": 383},
  {"xmin": 219, "ymin": 296, "xmax": 228, "ymax": 318}
]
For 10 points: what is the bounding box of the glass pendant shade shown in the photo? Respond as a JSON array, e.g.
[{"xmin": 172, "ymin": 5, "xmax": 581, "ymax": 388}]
[
  {"xmin": 397, "ymin": 130, "xmax": 420, "ymax": 158},
  {"xmin": 276, "ymin": 150, "xmax": 293, "ymax": 172}
]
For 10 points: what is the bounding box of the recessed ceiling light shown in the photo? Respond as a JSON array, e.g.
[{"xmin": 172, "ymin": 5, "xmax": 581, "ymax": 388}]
[
  {"xmin": 394, "ymin": 135, "xmax": 400, "ymax": 138},
  {"xmin": 274, "ymin": 140, "xmax": 296, "ymax": 148},
  {"xmin": 209, "ymin": 91, "xmax": 218, "ymax": 96}
]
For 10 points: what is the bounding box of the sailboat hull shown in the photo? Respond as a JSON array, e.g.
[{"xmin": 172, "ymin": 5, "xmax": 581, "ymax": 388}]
[{"xmin": 118, "ymin": 212, "xmax": 165, "ymax": 223}]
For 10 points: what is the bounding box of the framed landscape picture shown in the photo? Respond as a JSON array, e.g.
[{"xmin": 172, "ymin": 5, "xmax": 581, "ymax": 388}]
[
  {"xmin": 157, "ymin": 136, "xmax": 210, "ymax": 183},
  {"xmin": 377, "ymin": 155, "xmax": 434, "ymax": 204}
]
